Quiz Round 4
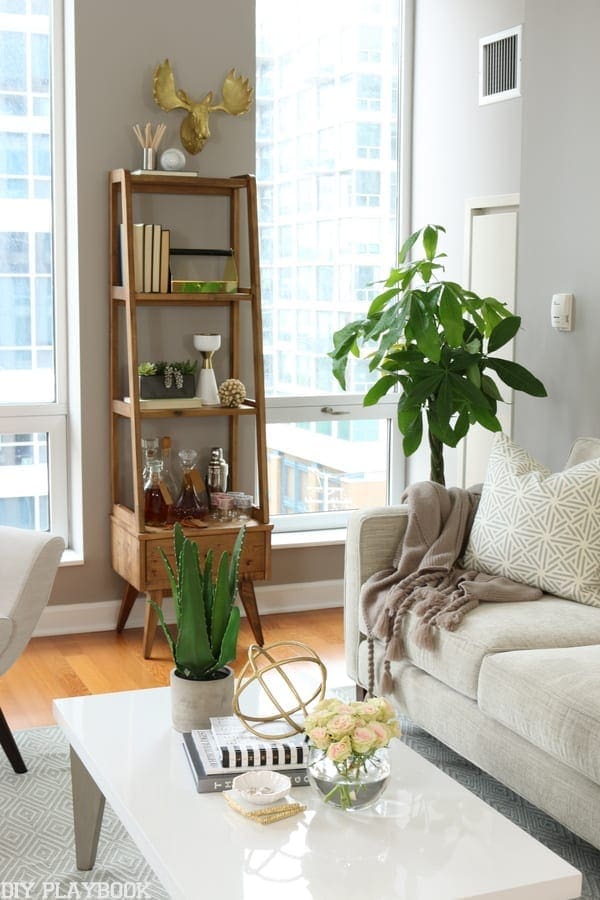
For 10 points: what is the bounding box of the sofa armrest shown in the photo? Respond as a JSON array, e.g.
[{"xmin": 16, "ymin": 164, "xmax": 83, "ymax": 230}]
[{"xmin": 344, "ymin": 505, "xmax": 408, "ymax": 684}]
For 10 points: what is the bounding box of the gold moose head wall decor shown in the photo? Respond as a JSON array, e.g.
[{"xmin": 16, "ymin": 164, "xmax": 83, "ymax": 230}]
[{"xmin": 153, "ymin": 60, "xmax": 253, "ymax": 155}]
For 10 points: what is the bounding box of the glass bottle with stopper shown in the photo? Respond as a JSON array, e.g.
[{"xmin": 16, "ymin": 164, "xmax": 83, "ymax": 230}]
[
  {"xmin": 143, "ymin": 459, "xmax": 173, "ymax": 527},
  {"xmin": 173, "ymin": 448, "xmax": 208, "ymax": 521}
]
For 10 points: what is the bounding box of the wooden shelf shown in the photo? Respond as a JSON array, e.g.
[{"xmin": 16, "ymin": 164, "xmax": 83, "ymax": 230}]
[
  {"xmin": 109, "ymin": 169, "xmax": 270, "ymax": 657},
  {"xmin": 112, "ymin": 399, "xmax": 258, "ymax": 419},
  {"xmin": 111, "ymin": 286, "xmax": 253, "ymax": 305}
]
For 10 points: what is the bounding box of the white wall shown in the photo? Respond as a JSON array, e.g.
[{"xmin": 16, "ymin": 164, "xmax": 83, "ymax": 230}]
[
  {"xmin": 411, "ymin": 0, "xmax": 524, "ymax": 273},
  {"xmin": 514, "ymin": 0, "xmax": 600, "ymax": 469}
]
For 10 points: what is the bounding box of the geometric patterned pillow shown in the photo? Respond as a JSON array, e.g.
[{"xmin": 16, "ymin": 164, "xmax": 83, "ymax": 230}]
[{"xmin": 462, "ymin": 432, "xmax": 600, "ymax": 607}]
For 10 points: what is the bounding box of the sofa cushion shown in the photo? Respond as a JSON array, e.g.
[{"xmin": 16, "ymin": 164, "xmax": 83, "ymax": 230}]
[
  {"xmin": 361, "ymin": 594, "xmax": 600, "ymax": 699},
  {"xmin": 462, "ymin": 432, "xmax": 600, "ymax": 608},
  {"xmin": 565, "ymin": 436, "xmax": 600, "ymax": 468},
  {"xmin": 478, "ymin": 645, "xmax": 600, "ymax": 785}
]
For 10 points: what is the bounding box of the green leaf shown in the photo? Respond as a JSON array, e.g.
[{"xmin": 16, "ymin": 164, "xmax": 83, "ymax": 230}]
[
  {"xmin": 487, "ymin": 315, "xmax": 521, "ymax": 353},
  {"xmin": 331, "ymin": 353, "xmax": 349, "ymax": 390},
  {"xmin": 367, "ymin": 287, "xmax": 401, "ymax": 317},
  {"xmin": 438, "ymin": 285, "xmax": 464, "ymax": 346},
  {"xmin": 176, "ymin": 539, "xmax": 215, "ymax": 675},
  {"xmin": 398, "ymin": 228, "xmax": 422, "ymax": 264},
  {"xmin": 400, "ymin": 407, "xmax": 423, "ymax": 455},
  {"xmin": 147, "ymin": 597, "xmax": 177, "ymax": 662},
  {"xmin": 213, "ymin": 606, "xmax": 241, "ymax": 670},
  {"xmin": 422, "ymin": 225, "xmax": 439, "ymax": 261},
  {"xmin": 480, "ymin": 373, "xmax": 503, "ymax": 401},
  {"xmin": 363, "ymin": 373, "xmax": 397, "ymax": 406},
  {"xmin": 228, "ymin": 525, "xmax": 246, "ymax": 599},
  {"xmin": 402, "ymin": 371, "xmax": 444, "ymax": 406},
  {"xmin": 210, "ymin": 550, "xmax": 233, "ymax": 655},
  {"xmin": 447, "ymin": 372, "xmax": 501, "ymax": 431},
  {"xmin": 485, "ymin": 358, "xmax": 548, "ymax": 396},
  {"xmin": 409, "ymin": 297, "xmax": 441, "ymax": 363}
]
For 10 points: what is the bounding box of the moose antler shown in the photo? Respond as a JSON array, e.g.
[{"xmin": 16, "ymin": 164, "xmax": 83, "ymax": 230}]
[
  {"xmin": 210, "ymin": 69, "xmax": 253, "ymax": 116},
  {"xmin": 152, "ymin": 60, "xmax": 253, "ymax": 155}
]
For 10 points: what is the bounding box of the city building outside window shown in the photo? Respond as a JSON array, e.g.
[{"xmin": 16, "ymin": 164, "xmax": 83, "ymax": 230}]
[
  {"xmin": 0, "ymin": 0, "xmax": 68, "ymax": 539},
  {"xmin": 256, "ymin": 0, "xmax": 405, "ymax": 531}
]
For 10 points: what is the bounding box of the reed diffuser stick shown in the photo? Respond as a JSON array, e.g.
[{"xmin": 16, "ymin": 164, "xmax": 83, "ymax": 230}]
[{"xmin": 132, "ymin": 122, "xmax": 166, "ymax": 152}]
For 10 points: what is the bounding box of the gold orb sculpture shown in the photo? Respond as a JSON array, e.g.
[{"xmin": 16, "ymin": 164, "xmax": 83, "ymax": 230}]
[{"xmin": 233, "ymin": 641, "xmax": 327, "ymax": 739}]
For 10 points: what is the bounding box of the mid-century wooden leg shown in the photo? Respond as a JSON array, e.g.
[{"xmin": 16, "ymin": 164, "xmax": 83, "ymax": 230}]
[
  {"xmin": 143, "ymin": 590, "xmax": 163, "ymax": 659},
  {"xmin": 238, "ymin": 578, "xmax": 264, "ymax": 646},
  {"xmin": 70, "ymin": 746, "xmax": 105, "ymax": 870},
  {"xmin": 116, "ymin": 582, "xmax": 139, "ymax": 633},
  {"xmin": 0, "ymin": 706, "xmax": 27, "ymax": 774}
]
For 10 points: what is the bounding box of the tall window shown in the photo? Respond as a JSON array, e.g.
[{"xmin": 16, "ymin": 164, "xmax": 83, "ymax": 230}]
[
  {"xmin": 256, "ymin": 0, "xmax": 403, "ymax": 530},
  {"xmin": 0, "ymin": 0, "xmax": 67, "ymax": 537}
]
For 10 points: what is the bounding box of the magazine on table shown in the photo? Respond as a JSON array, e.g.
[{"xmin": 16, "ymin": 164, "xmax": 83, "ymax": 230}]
[
  {"xmin": 182, "ymin": 731, "xmax": 309, "ymax": 794},
  {"xmin": 208, "ymin": 715, "xmax": 308, "ymax": 768}
]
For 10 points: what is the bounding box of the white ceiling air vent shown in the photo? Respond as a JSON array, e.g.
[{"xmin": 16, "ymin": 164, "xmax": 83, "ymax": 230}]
[{"xmin": 479, "ymin": 25, "xmax": 522, "ymax": 105}]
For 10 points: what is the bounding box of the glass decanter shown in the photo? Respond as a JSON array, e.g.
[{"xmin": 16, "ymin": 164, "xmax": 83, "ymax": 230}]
[
  {"xmin": 143, "ymin": 459, "xmax": 170, "ymax": 526},
  {"xmin": 141, "ymin": 437, "xmax": 160, "ymax": 481},
  {"xmin": 173, "ymin": 449, "xmax": 208, "ymax": 521}
]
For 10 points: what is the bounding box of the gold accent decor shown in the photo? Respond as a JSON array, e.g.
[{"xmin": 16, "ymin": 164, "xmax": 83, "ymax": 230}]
[
  {"xmin": 153, "ymin": 60, "xmax": 253, "ymax": 155},
  {"xmin": 233, "ymin": 641, "xmax": 327, "ymax": 740},
  {"xmin": 224, "ymin": 793, "xmax": 306, "ymax": 824}
]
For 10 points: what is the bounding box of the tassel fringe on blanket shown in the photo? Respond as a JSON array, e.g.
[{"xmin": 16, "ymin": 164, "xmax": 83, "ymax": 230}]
[{"xmin": 361, "ymin": 481, "xmax": 542, "ymax": 697}]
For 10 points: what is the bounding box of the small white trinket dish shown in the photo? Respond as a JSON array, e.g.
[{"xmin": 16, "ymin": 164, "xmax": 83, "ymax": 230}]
[{"xmin": 232, "ymin": 771, "xmax": 291, "ymax": 805}]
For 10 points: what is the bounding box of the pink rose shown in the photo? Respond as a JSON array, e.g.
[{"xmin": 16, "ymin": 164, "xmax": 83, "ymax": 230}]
[
  {"xmin": 326, "ymin": 736, "xmax": 352, "ymax": 763},
  {"xmin": 351, "ymin": 726, "xmax": 377, "ymax": 754},
  {"xmin": 326, "ymin": 713, "xmax": 355, "ymax": 738},
  {"xmin": 307, "ymin": 726, "xmax": 330, "ymax": 750},
  {"xmin": 370, "ymin": 722, "xmax": 390, "ymax": 748}
]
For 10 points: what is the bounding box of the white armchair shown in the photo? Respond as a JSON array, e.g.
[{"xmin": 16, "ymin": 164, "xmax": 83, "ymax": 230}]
[{"xmin": 0, "ymin": 526, "xmax": 64, "ymax": 772}]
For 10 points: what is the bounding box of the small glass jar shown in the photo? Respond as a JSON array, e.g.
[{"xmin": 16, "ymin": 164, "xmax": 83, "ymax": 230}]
[
  {"xmin": 234, "ymin": 493, "xmax": 253, "ymax": 521},
  {"xmin": 216, "ymin": 494, "xmax": 234, "ymax": 522}
]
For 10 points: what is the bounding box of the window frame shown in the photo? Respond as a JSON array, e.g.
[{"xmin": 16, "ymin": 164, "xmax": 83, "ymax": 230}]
[{"xmin": 0, "ymin": 0, "xmax": 70, "ymax": 544}]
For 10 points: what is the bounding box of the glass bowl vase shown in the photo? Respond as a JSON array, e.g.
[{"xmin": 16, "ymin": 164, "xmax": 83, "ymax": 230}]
[{"xmin": 306, "ymin": 746, "xmax": 390, "ymax": 812}]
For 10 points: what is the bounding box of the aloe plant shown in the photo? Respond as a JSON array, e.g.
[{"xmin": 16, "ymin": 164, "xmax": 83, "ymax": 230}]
[{"xmin": 151, "ymin": 522, "xmax": 245, "ymax": 680}]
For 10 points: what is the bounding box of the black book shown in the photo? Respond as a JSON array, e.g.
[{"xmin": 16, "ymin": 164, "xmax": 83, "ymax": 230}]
[{"xmin": 182, "ymin": 732, "xmax": 309, "ymax": 794}]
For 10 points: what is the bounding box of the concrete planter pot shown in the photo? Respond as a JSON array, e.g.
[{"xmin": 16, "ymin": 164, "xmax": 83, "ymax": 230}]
[
  {"xmin": 169, "ymin": 666, "xmax": 235, "ymax": 732},
  {"xmin": 139, "ymin": 374, "xmax": 195, "ymax": 400}
]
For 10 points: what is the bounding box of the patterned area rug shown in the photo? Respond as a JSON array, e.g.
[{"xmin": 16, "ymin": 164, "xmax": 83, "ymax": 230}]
[{"xmin": 2, "ymin": 720, "xmax": 600, "ymax": 898}]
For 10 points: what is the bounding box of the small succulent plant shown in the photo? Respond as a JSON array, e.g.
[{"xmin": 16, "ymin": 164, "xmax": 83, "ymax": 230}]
[{"xmin": 138, "ymin": 360, "xmax": 198, "ymax": 389}]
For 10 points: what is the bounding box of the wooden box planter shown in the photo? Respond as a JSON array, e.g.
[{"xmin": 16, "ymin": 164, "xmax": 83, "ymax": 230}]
[{"xmin": 139, "ymin": 374, "xmax": 196, "ymax": 400}]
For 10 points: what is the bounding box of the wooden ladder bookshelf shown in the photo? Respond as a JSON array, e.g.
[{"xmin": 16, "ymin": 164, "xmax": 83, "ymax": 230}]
[{"xmin": 109, "ymin": 169, "xmax": 272, "ymax": 658}]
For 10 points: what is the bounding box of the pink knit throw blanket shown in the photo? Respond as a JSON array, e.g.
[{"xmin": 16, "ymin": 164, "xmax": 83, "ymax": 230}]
[{"xmin": 361, "ymin": 481, "xmax": 542, "ymax": 695}]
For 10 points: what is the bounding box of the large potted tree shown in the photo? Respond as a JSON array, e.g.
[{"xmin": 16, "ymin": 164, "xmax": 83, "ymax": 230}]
[
  {"xmin": 329, "ymin": 225, "xmax": 547, "ymax": 485},
  {"xmin": 152, "ymin": 522, "xmax": 245, "ymax": 731}
]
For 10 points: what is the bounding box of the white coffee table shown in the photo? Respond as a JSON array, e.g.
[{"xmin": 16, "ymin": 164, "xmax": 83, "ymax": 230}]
[{"xmin": 53, "ymin": 687, "xmax": 582, "ymax": 900}]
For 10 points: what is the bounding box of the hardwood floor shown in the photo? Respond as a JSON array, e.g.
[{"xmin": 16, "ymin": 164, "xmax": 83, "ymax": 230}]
[{"xmin": 0, "ymin": 608, "xmax": 346, "ymax": 731}]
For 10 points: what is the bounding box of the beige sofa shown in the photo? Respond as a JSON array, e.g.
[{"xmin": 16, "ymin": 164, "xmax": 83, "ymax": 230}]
[{"xmin": 344, "ymin": 438, "xmax": 600, "ymax": 851}]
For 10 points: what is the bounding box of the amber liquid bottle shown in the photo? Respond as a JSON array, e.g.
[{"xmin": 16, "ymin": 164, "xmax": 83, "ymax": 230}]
[{"xmin": 143, "ymin": 460, "xmax": 169, "ymax": 526}]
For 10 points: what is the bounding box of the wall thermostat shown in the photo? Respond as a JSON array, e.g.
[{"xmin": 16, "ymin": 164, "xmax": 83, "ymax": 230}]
[{"xmin": 551, "ymin": 293, "xmax": 574, "ymax": 331}]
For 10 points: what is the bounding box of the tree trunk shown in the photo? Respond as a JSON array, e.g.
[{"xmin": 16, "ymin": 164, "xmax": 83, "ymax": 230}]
[{"xmin": 428, "ymin": 430, "xmax": 445, "ymax": 485}]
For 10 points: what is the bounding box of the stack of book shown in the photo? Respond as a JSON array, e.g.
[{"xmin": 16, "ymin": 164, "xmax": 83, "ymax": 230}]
[
  {"xmin": 120, "ymin": 222, "xmax": 170, "ymax": 293},
  {"xmin": 182, "ymin": 715, "xmax": 309, "ymax": 794}
]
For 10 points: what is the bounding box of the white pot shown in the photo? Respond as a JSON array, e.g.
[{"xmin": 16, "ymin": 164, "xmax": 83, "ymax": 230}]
[{"xmin": 169, "ymin": 666, "xmax": 235, "ymax": 732}]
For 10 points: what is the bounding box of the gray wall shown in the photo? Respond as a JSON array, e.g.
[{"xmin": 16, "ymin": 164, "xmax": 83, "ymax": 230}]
[
  {"xmin": 514, "ymin": 0, "xmax": 600, "ymax": 468},
  {"xmin": 410, "ymin": 0, "xmax": 600, "ymax": 477},
  {"xmin": 50, "ymin": 0, "xmax": 341, "ymax": 609}
]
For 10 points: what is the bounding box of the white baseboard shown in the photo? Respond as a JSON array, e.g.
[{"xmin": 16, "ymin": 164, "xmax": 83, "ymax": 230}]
[{"xmin": 34, "ymin": 579, "xmax": 343, "ymax": 637}]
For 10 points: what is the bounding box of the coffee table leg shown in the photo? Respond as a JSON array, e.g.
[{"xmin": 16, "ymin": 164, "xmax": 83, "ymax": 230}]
[{"xmin": 69, "ymin": 746, "xmax": 106, "ymax": 870}]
